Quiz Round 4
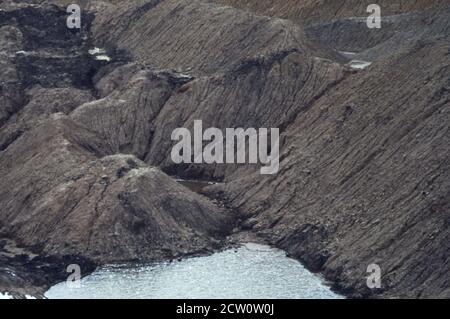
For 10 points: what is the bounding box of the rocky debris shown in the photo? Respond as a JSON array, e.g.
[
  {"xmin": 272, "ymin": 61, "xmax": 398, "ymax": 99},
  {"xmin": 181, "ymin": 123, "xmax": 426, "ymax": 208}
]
[
  {"xmin": 305, "ymin": 6, "xmax": 450, "ymax": 63},
  {"xmin": 145, "ymin": 51, "xmax": 344, "ymax": 179},
  {"xmin": 0, "ymin": 2, "xmax": 100, "ymax": 89},
  {"xmin": 215, "ymin": 0, "xmax": 450, "ymax": 25},
  {"xmin": 0, "ymin": 116, "xmax": 235, "ymax": 264},
  {"xmin": 72, "ymin": 53, "xmax": 343, "ymax": 180},
  {"xmin": 71, "ymin": 65, "xmax": 192, "ymax": 159},
  {"xmin": 91, "ymin": 0, "xmax": 315, "ymax": 75},
  {"xmin": 0, "ymin": 1, "xmax": 104, "ymax": 136},
  {"xmin": 0, "ymin": 0, "xmax": 449, "ymax": 299},
  {"xmin": 206, "ymin": 38, "xmax": 450, "ymax": 298},
  {"xmin": 0, "ymin": 1, "xmax": 236, "ymax": 298},
  {"xmin": 216, "ymin": 1, "xmax": 450, "ymax": 70},
  {"xmin": 0, "ymin": 239, "xmax": 96, "ymax": 298},
  {"xmin": 57, "ymin": 0, "xmax": 345, "ymax": 181},
  {"xmin": 0, "ymin": 87, "xmax": 94, "ymax": 151}
]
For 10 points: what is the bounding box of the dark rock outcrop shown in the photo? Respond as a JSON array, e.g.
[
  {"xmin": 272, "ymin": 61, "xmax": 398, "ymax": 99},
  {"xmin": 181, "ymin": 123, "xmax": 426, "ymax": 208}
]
[{"xmin": 0, "ymin": 239, "xmax": 96, "ymax": 298}]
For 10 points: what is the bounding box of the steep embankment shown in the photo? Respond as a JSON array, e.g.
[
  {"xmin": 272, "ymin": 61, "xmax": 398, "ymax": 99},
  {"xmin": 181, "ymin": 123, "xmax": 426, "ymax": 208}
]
[
  {"xmin": 85, "ymin": 0, "xmax": 345, "ymax": 179},
  {"xmin": 214, "ymin": 0, "xmax": 449, "ymax": 25},
  {"xmin": 208, "ymin": 39, "xmax": 450, "ymax": 298},
  {"xmin": 216, "ymin": 0, "xmax": 450, "ymax": 62},
  {"xmin": 0, "ymin": 1, "xmax": 236, "ymax": 296},
  {"xmin": 205, "ymin": 0, "xmax": 450, "ymax": 298},
  {"xmin": 0, "ymin": 0, "xmax": 341, "ymax": 295},
  {"xmin": 0, "ymin": 0, "xmax": 449, "ymax": 298}
]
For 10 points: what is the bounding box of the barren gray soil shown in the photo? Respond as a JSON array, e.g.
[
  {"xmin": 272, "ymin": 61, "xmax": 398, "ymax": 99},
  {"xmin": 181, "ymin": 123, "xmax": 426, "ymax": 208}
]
[{"xmin": 0, "ymin": 0, "xmax": 449, "ymax": 298}]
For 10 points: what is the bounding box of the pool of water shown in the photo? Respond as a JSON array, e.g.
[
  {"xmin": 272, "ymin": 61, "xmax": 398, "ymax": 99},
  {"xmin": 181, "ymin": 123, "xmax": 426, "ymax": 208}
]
[{"xmin": 45, "ymin": 243, "xmax": 342, "ymax": 299}]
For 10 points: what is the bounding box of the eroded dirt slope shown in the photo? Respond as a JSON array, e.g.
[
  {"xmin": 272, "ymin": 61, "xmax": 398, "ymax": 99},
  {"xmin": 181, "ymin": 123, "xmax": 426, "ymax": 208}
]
[
  {"xmin": 0, "ymin": 0, "xmax": 449, "ymax": 298},
  {"xmin": 207, "ymin": 38, "xmax": 450, "ymax": 298}
]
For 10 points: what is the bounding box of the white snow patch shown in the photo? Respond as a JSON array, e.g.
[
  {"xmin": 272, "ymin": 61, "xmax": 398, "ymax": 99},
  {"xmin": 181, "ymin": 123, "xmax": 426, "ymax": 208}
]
[
  {"xmin": 178, "ymin": 73, "xmax": 192, "ymax": 79},
  {"xmin": 0, "ymin": 292, "xmax": 13, "ymax": 299},
  {"xmin": 348, "ymin": 60, "xmax": 372, "ymax": 70},
  {"xmin": 88, "ymin": 47, "xmax": 105, "ymax": 55},
  {"xmin": 95, "ymin": 55, "xmax": 111, "ymax": 62},
  {"xmin": 88, "ymin": 47, "xmax": 111, "ymax": 62}
]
